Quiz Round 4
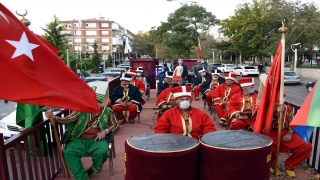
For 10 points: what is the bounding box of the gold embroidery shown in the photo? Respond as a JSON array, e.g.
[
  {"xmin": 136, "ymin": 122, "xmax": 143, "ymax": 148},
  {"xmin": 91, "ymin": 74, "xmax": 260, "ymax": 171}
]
[
  {"xmin": 71, "ymin": 116, "xmax": 84, "ymax": 137},
  {"xmin": 223, "ymin": 87, "xmax": 231, "ymax": 101},
  {"xmin": 267, "ymin": 153, "xmax": 271, "ymax": 163}
]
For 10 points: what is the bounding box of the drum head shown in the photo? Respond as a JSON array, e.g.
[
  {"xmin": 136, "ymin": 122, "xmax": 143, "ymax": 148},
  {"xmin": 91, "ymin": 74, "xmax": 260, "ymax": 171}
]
[
  {"xmin": 127, "ymin": 133, "xmax": 199, "ymax": 153},
  {"xmin": 201, "ymin": 130, "xmax": 272, "ymax": 150}
]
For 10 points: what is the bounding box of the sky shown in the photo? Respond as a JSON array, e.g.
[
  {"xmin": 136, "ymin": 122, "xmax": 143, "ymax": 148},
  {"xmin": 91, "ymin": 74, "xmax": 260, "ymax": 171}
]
[{"xmin": 1, "ymin": 0, "xmax": 318, "ymax": 35}]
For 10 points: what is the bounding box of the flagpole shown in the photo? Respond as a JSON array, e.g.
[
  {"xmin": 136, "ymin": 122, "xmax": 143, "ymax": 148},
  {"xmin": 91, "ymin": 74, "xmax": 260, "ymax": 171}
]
[{"xmin": 274, "ymin": 20, "xmax": 287, "ymax": 176}]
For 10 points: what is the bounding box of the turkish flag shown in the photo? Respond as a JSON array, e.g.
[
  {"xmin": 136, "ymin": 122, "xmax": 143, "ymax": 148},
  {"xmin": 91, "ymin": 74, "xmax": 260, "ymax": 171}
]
[
  {"xmin": 197, "ymin": 37, "xmax": 201, "ymax": 58},
  {"xmin": 254, "ymin": 42, "xmax": 282, "ymax": 135},
  {"xmin": 0, "ymin": 3, "xmax": 99, "ymax": 114}
]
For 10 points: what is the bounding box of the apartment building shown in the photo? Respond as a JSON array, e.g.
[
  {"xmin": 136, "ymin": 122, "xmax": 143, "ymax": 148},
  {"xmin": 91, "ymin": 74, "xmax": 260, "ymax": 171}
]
[{"xmin": 60, "ymin": 17, "xmax": 134, "ymax": 56}]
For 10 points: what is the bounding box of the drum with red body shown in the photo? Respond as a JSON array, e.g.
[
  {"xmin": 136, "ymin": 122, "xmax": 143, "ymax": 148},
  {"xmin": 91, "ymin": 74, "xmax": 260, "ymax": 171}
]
[
  {"xmin": 125, "ymin": 133, "xmax": 199, "ymax": 180},
  {"xmin": 199, "ymin": 130, "xmax": 272, "ymax": 180}
]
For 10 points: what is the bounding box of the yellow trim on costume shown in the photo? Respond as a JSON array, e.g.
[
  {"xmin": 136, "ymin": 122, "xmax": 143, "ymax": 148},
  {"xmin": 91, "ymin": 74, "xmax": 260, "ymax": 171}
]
[
  {"xmin": 131, "ymin": 100, "xmax": 140, "ymax": 104},
  {"xmin": 157, "ymin": 101, "xmax": 167, "ymax": 107},
  {"xmin": 230, "ymin": 111, "xmax": 241, "ymax": 118}
]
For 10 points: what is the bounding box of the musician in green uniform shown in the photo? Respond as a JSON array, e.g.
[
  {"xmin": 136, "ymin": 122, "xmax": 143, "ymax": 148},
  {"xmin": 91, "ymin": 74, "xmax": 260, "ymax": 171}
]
[{"xmin": 45, "ymin": 94, "xmax": 119, "ymax": 180}]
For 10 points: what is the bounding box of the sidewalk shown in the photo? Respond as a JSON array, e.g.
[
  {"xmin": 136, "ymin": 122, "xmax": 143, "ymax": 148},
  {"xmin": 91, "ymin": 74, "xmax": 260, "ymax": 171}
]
[{"xmin": 54, "ymin": 89, "xmax": 318, "ymax": 180}]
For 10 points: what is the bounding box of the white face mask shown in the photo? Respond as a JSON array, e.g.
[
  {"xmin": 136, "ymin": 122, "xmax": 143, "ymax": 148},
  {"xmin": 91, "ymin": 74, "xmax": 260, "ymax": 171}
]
[
  {"xmin": 179, "ymin": 100, "xmax": 190, "ymax": 109},
  {"xmin": 201, "ymin": 72, "xmax": 206, "ymax": 76},
  {"xmin": 178, "ymin": 61, "xmax": 183, "ymax": 64},
  {"xmin": 136, "ymin": 73, "xmax": 141, "ymax": 76}
]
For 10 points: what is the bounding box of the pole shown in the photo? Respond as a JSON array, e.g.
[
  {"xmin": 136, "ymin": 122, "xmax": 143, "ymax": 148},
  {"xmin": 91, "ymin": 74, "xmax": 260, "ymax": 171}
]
[
  {"xmin": 103, "ymin": 50, "xmax": 106, "ymax": 70},
  {"xmin": 274, "ymin": 20, "xmax": 287, "ymax": 176},
  {"xmin": 212, "ymin": 51, "xmax": 214, "ymax": 63},
  {"xmin": 294, "ymin": 48, "xmax": 297, "ymax": 72},
  {"xmin": 48, "ymin": 108, "xmax": 70, "ymax": 178},
  {"xmin": 66, "ymin": 47, "xmax": 69, "ymax": 67}
]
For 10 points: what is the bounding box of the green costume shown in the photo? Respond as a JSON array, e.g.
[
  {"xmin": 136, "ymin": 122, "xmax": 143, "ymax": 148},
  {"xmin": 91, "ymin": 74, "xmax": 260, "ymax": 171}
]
[
  {"xmin": 62, "ymin": 93, "xmax": 115, "ymax": 180},
  {"xmin": 64, "ymin": 108, "xmax": 110, "ymax": 180}
]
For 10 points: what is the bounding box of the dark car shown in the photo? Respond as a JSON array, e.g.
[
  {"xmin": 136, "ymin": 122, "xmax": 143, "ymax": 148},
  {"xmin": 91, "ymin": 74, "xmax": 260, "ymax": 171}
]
[
  {"xmin": 306, "ymin": 81, "xmax": 317, "ymax": 92},
  {"xmin": 84, "ymin": 76, "xmax": 107, "ymax": 83}
]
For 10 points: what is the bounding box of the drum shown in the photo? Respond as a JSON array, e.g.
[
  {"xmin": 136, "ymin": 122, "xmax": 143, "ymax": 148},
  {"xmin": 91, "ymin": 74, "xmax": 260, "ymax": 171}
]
[
  {"xmin": 125, "ymin": 133, "xmax": 199, "ymax": 180},
  {"xmin": 199, "ymin": 130, "xmax": 273, "ymax": 180}
]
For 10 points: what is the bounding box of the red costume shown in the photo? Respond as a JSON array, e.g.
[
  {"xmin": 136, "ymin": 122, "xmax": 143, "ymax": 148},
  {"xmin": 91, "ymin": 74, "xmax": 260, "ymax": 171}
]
[
  {"xmin": 156, "ymin": 87, "xmax": 174, "ymax": 107},
  {"xmin": 268, "ymin": 104, "xmax": 312, "ymax": 171},
  {"xmin": 228, "ymin": 92, "xmax": 258, "ymax": 130},
  {"xmin": 211, "ymin": 83, "xmax": 241, "ymax": 121},
  {"xmin": 155, "ymin": 106, "xmax": 216, "ymax": 140}
]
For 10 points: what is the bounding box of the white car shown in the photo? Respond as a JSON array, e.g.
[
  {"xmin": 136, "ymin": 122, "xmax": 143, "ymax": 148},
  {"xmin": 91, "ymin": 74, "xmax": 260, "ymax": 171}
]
[
  {"xmin": 233, "ymin": 66, "xmax": 259, "ymax": 76},
  {"xmin": 284, "ymin": 71, "xmax": 300, "ymax": 84},
  {"xmin": 217, "ymin": 64, "xmax": 236, "ymax": 73},
  {"xmin": 0, "ymin": 110, "xmax": 61, "ymax": 140}
]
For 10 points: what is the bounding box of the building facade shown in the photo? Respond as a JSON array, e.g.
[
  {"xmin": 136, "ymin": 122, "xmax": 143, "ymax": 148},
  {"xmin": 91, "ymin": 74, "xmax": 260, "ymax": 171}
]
[{"xmin": 60, "ymin": 17, "xmax": 134, "ymax": 57}]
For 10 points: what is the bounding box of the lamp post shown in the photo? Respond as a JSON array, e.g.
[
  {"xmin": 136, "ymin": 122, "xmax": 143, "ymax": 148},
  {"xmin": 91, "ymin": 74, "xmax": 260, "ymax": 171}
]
[
  {"xmin": 60, "ymin": 33, "xmax": 73, "ymax": 67},
  {"xmin": 212, "ymin": 51, "xmax": 215, "ymax": 63},
  {"xmin": 291, "ymin": 43, "xmax": 301, "ymax": 72}
]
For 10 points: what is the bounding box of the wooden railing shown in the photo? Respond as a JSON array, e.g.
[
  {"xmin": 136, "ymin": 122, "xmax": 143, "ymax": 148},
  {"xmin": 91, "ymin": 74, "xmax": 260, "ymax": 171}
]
[{"xmin": 0, "ymin": 77, "xmax": 121, "ymax": 180}]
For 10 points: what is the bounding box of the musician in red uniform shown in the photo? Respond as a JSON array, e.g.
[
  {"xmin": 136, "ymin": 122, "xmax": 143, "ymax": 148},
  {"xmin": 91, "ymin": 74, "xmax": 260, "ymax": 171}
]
[
  {"xmin": 202, "ymin": 70, "xmax": 225, "ymax": 110},
  {"xmin": 155, "ymin": 86, "xmax": 216, "ymax": 140},
  {"xmin": 228, "ymin": 78, "xmax": 258, "ymax": 130},
  {"xmin": 211, "ymin": 72, "xmax": 241, "ymax": 126},
  {"xmin": 110, "ymin": 74, "xmax": 142, "ymax": 124},
  {"xmin": 155, "ymin": 72, "xmax": 182, "ymax": 121},
  {"xmin": 126, "ymin": 69, "xmax": 146, "ymax": 94},
  {"xmin": 268, "ymin": 104, "xmax": 312, "ymax": 178}
]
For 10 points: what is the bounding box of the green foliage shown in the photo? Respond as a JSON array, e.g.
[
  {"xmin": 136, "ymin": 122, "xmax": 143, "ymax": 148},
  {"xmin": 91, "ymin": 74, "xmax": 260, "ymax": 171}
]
[
  {"xmin": 41, "ymin": 15, "xmax": 78, "ymax": 71},
  {"xmin": 149, "ymin": 4, "xmax": 218, "ymax": 58},
  {"xmin": 82, "ymin": 61, "xmax": 93, "ymax": 70},
  {"xmin": 264, "ymin": 61, "xmax": 269, "ymax": 66},
  {"xmin": 91, "ymin": 41, "xmax": 101, "ymax": 71},
  {"xmin": 107, "ymin": 54, "xmax": 113, "ymax": 67},
  {"xmin": 297, "ymin": 59, "xmax": 304, "ymax": 67}
]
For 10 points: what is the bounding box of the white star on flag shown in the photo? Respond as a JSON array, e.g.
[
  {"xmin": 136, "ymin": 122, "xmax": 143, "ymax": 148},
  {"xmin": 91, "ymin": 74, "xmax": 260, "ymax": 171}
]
[{"xmin": 6, "ymin": 32, "xmax": 39, "ymax": 61}]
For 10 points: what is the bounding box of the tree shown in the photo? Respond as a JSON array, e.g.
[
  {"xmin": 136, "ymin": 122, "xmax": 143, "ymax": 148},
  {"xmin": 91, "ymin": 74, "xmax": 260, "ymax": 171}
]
[
  {"xmin": 149, "ymin": 4, "xmax": 218, "ymax": 58},
  {"xmin": 91, "ymin": 41, "xmax": 101, "ymax": 72},
  {"xmin": 41, "ymin": 15, "xmax": 78, "ymax": 71},
  {"xmin": 107, "ymin": 53, "xmax": 113, "ymax": 67},
  {"xmin": 131, "ymin": 31, "xmax": 155, "ymax": 57}
]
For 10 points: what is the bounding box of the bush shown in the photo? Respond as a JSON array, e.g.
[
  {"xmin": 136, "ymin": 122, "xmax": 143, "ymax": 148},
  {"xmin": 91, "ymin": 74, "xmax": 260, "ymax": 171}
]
[
  {"xmin": 82, "ymin": 61, "xmax": 93, "ymax": 70},
  {"xmin": 297, "ymin": 60, "xmax": 304, "ymax": 67},
  {"xmin": 264, "ymin": 61, "xmax": 269, "ymax": 66},
  {"xmin": 82, "ymin": 70, "xmax": 90, "ymax": 77}
]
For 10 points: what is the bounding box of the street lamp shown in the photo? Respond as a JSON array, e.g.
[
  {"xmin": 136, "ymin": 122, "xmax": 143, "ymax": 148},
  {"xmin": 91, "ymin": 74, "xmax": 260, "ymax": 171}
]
[
  {"xmin": 60, "ymin": 33, "xmax": 73, "ymax": 67},
  {"xmin": 291, "ymin": 43, "xmax": 301, "ymax": 72}
]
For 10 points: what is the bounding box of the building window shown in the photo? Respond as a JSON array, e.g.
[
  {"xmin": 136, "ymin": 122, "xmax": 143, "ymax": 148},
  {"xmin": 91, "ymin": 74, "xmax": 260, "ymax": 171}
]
[
  {"xmin": 73, "ymin": 23, "xmax": 81, "ymax": 27},
  {"xmin": 85, "ymin": 45, "xmax": 94, "ymax": 51},
  {"xmin": 75, "ymin": 46, "xmax": 82, "ymax": 51},
  {"xmin": 102, "ymin": 45, "xmax": 109, "ymax": 51},
  {"xmin": 86, "ymin": 38, "xmax": 96, "ymax": 44},
  {"xmin": 86, "ymin": 31, "xmax": 97, "ymax": 35},
  {"xmin": 101, "ymin": 31, "xmax": 109, "ymax": 35},
  {"xmin": 86, "ymin": 23, "xmax": 97, "ymax": 28},
  {"xmin": 74, "ymin": 31, "xmax": 81, "ymax": 35},
  {"xmin": 74, "ymin": 38, "xmax": 81, "ymax": 43},
  {"xmin": 101, "ymin": 23, "xmax": 109, "ymax": 27},
  {"xmin": 102, "ymin": 38, "xmax": 109, "ymax": 43}
]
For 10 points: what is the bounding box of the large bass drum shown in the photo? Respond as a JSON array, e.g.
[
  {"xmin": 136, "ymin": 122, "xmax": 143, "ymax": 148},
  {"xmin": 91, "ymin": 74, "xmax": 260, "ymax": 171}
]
[
  {"xmin": 199, "ymin": 130, "xmax": 273, "ymax": 180},
  {"xmin": 125, "ymin": 133, "xmax": 199, "ymax": 180}
]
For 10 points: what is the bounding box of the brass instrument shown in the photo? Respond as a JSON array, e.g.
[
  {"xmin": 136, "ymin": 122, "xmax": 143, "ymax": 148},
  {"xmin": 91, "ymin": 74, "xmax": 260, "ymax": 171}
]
[
  {"xmin": 183, "ymin": 111, "xmax": 190, "ymax": 136},
  {"xmin": 123, "ymin": 87, "xmax": 129, "ymax": 120}
]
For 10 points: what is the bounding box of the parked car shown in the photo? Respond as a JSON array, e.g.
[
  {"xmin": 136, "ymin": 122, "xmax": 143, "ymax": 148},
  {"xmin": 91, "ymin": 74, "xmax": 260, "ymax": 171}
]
[
  {"xmin": 217, "ymin": 64, "xmax": 236, "ymax": 73},
  {"xmin": 284, "ymin": 71, "xmax": 300, "ymax": 84},
  {"xmin": 84, "ymin": 76, "xmax": 107, "ymax": 83},
  {"xmin": 109, "ymin": 68, "xmax": 127, "ymax": 73},
  {"xmin": 306, "ymin": 81, "xmax": 317, "ymax": 92},
  {"xmin": 233, "ymin": 66, "xmax": 259, "ymax": 77},
  {"xmin": 102, "ymin": 72, "xmax": 120, "ymax": 81},
  {"xmin": 119, "ymin": 63, "xmax": 130, "ymax": 69},
  {"xmin": 0, "ymin": 109, "xmax": 61, "ymax": 141},
  {"xmin": 209, "ymin": 63, "xmax": 222, "ymax": 72}
]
